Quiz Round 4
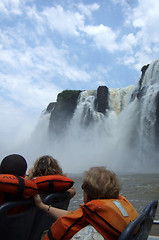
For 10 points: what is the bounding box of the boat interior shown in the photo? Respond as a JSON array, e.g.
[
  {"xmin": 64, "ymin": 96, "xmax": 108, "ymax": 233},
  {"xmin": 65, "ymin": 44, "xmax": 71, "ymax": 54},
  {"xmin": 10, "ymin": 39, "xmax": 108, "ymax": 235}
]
[{"xmin": 0, "ymin": 194, "xmax": 158, "ymax": 240}]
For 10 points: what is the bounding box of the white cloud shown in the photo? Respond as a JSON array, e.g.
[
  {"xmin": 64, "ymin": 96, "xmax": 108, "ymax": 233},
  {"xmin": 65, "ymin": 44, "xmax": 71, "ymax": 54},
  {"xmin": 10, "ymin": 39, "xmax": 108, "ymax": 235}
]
[
  {"xmin": 26, "ymin": 2, "xmax": 119, "ymax": 56},
  {"xmin": 131, "ymin": 0, "xmax": 159, "ymax": 45},
  {"xmin": 0, "ymin": 0, "xmax": 25, "ymax": 15},
  {"xmin": 120, "ymin": 33, "xmax": 137, "ymax": 52},
  {"xmin": 116, "ymin": 0, "xmax": 159, "ymax": 70},
  {"xmin": 111, "ymin": 0, "xmax": 129, "ymax": 6},
  {"xmin": 82, "ymin": 24, "xmax": 118, "ymax": 52},
  {"xmin": 26, "ymin": 5, "xmax": 45, "ymax": 36},
  {"xmin": 0, "ymin": 72, "xmax": 61, "ymax": 108},
  {"xmin": 77, "ymin": 3, "xmax": 100, "ymax": 17},
  {"xmin": 0, "ymin": 25, "xmax": 91, "ymax": 84},
  {"xmin": 120, "ymin": 56, "xmax": 135, "ymax": 66},
  {"xmin": 132, "ymin": 52, "xmax": 154, "ymax": 71},
  {"xmin": 41, "ymin": 5, "xmax": 85, "ymax": 36}
]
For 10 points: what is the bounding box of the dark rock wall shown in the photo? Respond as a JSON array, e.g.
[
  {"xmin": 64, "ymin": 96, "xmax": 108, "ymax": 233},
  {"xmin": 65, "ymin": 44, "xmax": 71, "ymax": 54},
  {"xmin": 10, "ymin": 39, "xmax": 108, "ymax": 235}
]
[
  {"xmin": 46, "ymin": 102, "xmax": 56, "ymax": 113},
  {"xmin": 47, "ymin": 86, "xmax": 109, "ymax": 135},
  {"xmin": 96, "ymin": 86, "xmax": 109, "ymax": 114},
  {"xmin": 130, "ymin": 64, "xmax": 149, "ymax": 101},
  {"xmin": 49, "ymin": 90, "xmax": 81, "ymax": 135},
  {"xmin": 46, "ymin": 62, "xmax": 159, "ymax": 142}
]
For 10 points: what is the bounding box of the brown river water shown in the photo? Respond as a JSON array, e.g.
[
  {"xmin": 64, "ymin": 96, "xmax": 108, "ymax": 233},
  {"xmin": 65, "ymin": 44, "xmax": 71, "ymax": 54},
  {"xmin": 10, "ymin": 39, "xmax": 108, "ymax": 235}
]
[{"xmin": 67, "ymin": 173, "xmax": 159, "ymax": 235}]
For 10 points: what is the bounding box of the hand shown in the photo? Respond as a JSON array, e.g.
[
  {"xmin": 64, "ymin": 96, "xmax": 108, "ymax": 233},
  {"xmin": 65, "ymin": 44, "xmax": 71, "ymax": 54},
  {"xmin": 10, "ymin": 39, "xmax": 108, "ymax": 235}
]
[{"xmin": 34, "ymin": 194, "xmax": 43, "ymax": 209}]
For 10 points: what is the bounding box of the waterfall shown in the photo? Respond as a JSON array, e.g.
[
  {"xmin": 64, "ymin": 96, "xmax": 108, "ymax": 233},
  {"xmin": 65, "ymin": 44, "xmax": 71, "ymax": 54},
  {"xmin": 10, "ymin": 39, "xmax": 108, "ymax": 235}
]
[
  {"xmin": 71, "ymin": 91, "xmax": 103, "ymax": 126},
  {"xmin": 48, "ymin": 59, "xmax": 159, "ymax": 173},
  {"xmin": 10, "ymin": 59, "xmax": 159, "ymax": 174},
  {"xmin": 109, "ymin": 86, "xmax": 134, "ymax": 114},
  {"xmin": 60, "ymin": 86, "xmax": 138, "ymax": 173}
]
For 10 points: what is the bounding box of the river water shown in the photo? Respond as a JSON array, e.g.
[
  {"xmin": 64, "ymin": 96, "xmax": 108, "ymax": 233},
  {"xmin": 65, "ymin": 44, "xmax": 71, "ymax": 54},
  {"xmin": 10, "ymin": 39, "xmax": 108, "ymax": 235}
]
[{"xmin": 67, "ymin": 173, "xmax": 159, "ymax": 235}]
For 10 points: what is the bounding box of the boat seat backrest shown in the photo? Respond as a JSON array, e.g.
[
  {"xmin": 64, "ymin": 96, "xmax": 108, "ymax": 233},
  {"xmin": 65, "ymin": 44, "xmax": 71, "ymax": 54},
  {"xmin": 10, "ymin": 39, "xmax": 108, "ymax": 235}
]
[
  {"xmin": 0, "ymin": 198, "xmax": 36, "ymax": 240},
  {"xmin": 29, "ymin": 191, "xmax": 71, "ymax": 240},
  {"xmin": 0, "ymin": 191, "xmax": 71, "ymax": 240},
  {"xmin": 118, "ymin": 200, "xmax": 158, "ymax": 240}
]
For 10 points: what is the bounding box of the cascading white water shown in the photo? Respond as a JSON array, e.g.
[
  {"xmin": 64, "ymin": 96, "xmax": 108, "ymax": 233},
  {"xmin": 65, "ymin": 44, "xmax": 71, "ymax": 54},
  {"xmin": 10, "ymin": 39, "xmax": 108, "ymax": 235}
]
[
  {"xmin": 70, "ymin": 90, "xmax": 103, "ymax": 126},
  {"xmin": 48, "ymin": 59, "xmax": 159, "ymax": 173},
  {"xmin": 61, "ymin": 85, "xmax": 140, "ymax": 173},
  {"xmin": 109, "ymin": 86, "xmax": 134, "ymax": 114},
  {"xmin": 6, "ymin": 59, "xmax": 159, "ymax": 174},
  {"xmin": 133, "ymin": 60, "xmax": 159, "ymax": 168}
]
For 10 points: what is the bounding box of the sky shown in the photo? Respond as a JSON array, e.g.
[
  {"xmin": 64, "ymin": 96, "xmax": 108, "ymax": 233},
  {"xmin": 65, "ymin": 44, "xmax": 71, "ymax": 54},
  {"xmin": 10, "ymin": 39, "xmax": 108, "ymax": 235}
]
[{"xmin": 1, "ymin": 0, "xmax": 159, "ymax": 161}]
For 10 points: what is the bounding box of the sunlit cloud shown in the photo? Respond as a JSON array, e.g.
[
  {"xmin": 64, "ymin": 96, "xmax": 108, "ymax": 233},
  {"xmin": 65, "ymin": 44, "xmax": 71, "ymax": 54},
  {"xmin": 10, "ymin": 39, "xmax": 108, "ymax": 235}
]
[
  {"xmin": 77, "ymin": 3, "xmax": 100, "ymax": 17},
  {"xmin": 0, "ymin": 0, "xmax": 23, "ymax": 15},
  {"xmin": 119, "ymin": 0, "xmax": 159, "ymax": 69},
  {"xmin": 41, "ymin": 5, "xmax": 84, "ymax": 36},
  {"xmin": 82, "ymin": 24, "xmax": 118, "ymax": 52}
]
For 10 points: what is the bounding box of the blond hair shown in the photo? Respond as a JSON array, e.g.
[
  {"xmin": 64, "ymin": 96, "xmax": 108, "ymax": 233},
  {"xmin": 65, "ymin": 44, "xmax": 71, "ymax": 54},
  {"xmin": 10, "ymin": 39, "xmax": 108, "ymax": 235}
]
[
  {"xmin": 82, "ymin": 167, "xmax": 121, "ymax": 200},
  {"xmin": 31, "ymin": 155, "xmax": 63, "ymax": 178}
]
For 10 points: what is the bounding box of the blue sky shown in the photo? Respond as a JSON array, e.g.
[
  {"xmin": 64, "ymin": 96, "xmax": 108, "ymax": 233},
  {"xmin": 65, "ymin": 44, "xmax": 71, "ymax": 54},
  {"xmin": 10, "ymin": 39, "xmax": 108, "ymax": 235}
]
[{"xmin": 0, "ymin": 0, "xmax": 159, "ymax": 153}]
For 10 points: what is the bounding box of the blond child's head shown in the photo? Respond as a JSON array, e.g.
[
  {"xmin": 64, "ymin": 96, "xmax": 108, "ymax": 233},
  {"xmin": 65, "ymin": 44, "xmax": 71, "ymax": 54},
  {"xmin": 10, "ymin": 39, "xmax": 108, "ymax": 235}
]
[{"xmin": 82, "ymin": 167, "xmax": 121, "ymax": 201}]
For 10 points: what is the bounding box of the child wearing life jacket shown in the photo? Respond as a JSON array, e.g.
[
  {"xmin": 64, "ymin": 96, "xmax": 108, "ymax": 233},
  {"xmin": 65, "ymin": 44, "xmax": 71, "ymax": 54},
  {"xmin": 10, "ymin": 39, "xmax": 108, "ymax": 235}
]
[
  {"xmin": 34, "ymin": 166, "xmax": 139, "ymax": 240},
  {"xmin": 0, "ymin": 154, "xmax": 37, "ymax": 214},
  {"xmin": 26, "ymin": 155, "xmax": 76, "ymax": 199}
]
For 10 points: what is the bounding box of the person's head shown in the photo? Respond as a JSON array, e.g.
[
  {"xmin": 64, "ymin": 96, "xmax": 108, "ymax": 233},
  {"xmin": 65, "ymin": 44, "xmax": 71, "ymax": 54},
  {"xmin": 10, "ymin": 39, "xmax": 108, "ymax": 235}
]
[
  {"xmin": 82, "ymin": 167, "xmax": 121, "ymax": 203},
  {"xmin": 31, "ymin": 155, "xmax": 63, "ymax": 178},
  {"xmin": 0, "ymin": 154, "xmax": 27, "ymax": 177}
]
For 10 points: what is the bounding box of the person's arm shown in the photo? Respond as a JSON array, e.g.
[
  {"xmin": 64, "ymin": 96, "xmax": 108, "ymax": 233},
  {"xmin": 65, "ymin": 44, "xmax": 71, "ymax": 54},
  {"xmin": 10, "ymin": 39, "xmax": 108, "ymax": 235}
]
[
  {"xmin": 68, "ymin": 186, "xmax": 76, "ymax": 199},
  {"xmin": 34, "ymin": 194, "xmax": 69, "ymax": 219},
  {"xmin": 63, "ymin": 173, "xmax": 76, "ymax": 199}
]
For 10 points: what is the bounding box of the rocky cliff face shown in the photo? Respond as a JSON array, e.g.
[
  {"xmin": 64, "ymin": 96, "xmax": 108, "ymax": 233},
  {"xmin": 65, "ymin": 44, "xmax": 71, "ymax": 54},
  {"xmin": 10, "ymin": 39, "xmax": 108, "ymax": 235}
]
[
  {"xmin": 47, "ymin": 86, "xmax": 109, "ymax": 136},
  {"xmin": 46, "ymin": 61, "xmax": 159, "ymax": 148},
  {"xmin": 49, "ymin": 90, "xmax": 81, "ymax": 135},
  {"xmin": 95, "ymin": 86, "xmax": 109, "ymax": 114},
  {"xmin": 39, "ymin": 59, "xmax": 159, "ymax": 172},
  {"xmin": 130, "ymin": 64, "xmax": 149, "ymax": 101}
]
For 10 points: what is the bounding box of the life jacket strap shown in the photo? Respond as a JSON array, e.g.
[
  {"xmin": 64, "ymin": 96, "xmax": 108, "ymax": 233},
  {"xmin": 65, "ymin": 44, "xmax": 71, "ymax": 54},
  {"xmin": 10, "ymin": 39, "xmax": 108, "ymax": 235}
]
[
  {"xmin": 48, "ymin": 180, "xmax": 54, "ymax": 193},
  {"xmin": 47, "ymin": 228, "xmax": 54, "ymax": 240},
  {"xmin": 14, "ymin": 175, "xmax": 25, "ymax": 199}
]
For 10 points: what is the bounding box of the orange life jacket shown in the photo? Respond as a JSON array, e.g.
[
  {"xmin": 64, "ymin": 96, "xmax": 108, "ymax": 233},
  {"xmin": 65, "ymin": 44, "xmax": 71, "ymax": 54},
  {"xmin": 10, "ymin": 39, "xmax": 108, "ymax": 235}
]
[
  {"xmin": 0, "ymin": 174, "xmax": 38, "ymax": 199},
  {"xmin": 33, "ymin": 175, "xmax": 74, "ymax": 193},
  {"xmin": 0, "ymin": 174, "xmax": 38, "ymax": 214},
  {"xmin": 43, "ymin": 195, "xmax": 139, "ymax": 240}
]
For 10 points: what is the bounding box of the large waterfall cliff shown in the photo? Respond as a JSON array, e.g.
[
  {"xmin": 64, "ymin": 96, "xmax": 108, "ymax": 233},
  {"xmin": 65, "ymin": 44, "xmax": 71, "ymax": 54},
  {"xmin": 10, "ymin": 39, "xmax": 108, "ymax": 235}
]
[{"xmin": 31, "ymin": 59, "xmax": 159, "ymax": 173}]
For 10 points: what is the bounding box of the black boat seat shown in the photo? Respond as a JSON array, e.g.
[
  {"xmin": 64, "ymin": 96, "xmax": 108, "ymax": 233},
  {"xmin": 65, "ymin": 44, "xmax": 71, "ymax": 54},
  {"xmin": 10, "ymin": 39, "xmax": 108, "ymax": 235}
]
[
  {"xmin": 118, "ymin": 199, "xmax": 158, "ymax": 240},
  {"xmin": 0, "ymin": 198, "xmax": 35, "ymax": 240},
  {"xmin": 30, "ymin": 191, "xmax": 70, "ymax": 240},
  {"xmin": 0, "ymin": 191, "xmax": 71, "ymax": 240}
]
